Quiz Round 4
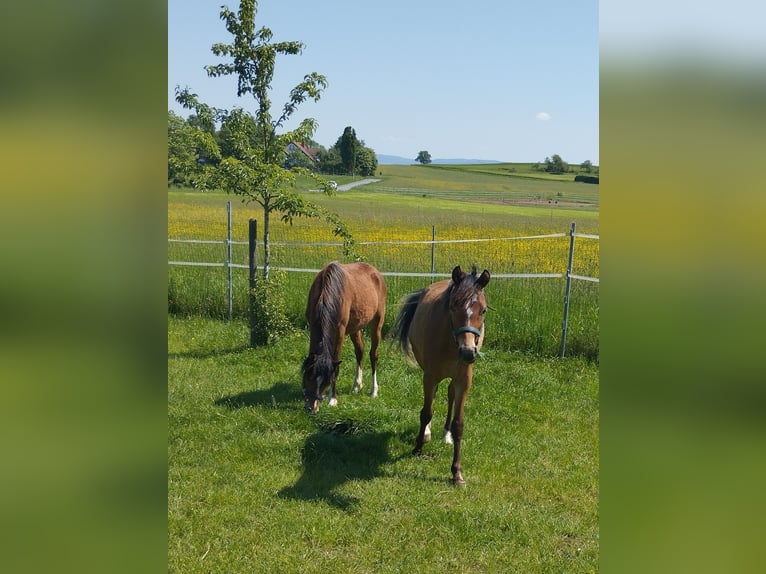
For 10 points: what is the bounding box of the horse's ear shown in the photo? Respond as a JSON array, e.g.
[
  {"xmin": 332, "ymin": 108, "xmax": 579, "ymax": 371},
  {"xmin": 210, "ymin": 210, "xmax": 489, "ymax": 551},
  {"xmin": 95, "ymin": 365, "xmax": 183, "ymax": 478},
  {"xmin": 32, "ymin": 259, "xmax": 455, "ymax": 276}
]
[
  {"xmin": 451, "ymin": 266, "xmax": 464, "ymax": 285},
  {"xmin": 477, "ymin": 269, "xmax": 490, "ymax": 288}
]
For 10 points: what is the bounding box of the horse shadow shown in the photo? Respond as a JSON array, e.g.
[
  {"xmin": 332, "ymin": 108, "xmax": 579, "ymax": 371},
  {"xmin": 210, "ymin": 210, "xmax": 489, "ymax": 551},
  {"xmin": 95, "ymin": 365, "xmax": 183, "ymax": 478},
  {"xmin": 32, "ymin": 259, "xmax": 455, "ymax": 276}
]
[
  {"xmin": 278, "ymin": 427, "xmax": 394, "ymax": 511},
  {"xmin": 214, "ymin": 381, "xmax": 302, "ymax": 410}
]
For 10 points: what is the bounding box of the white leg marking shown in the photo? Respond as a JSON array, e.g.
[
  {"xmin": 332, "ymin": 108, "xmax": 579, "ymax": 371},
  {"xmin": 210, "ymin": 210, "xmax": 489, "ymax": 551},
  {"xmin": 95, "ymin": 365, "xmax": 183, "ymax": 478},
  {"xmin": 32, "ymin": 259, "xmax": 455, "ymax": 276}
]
[
  {"xmin": 424, "ymin": 422, "xmax": 432, "ymax": 442},
  {"xmin": 369, "ymin": 372, "xmax": 378, "ymax": 398},
  {"xmin": 443, "ymin": 428, "xmax": 453, "ymax": 444},
  {"xmin": 352, "ymin": 364, "xmax": 363, "ymax": 393},
  {"xmin": 329, "ymin": 396, "xmax": 338, "ymax": 407}
]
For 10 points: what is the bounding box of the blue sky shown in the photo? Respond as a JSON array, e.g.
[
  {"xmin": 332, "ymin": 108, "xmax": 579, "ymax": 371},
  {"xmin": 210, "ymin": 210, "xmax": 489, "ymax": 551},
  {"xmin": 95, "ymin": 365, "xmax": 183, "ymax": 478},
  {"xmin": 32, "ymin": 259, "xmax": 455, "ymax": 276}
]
[{"xmin": 168, "ymin": 0, "xmax": 598, "ymax": 164}]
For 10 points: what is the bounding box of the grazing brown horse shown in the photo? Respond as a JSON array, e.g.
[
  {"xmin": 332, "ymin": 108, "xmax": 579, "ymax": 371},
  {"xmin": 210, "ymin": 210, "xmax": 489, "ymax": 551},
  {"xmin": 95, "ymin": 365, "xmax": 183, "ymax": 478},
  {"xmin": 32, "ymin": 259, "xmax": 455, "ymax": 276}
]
[
  {"xmin": 302, "ymin": 261, "xmax": 387, "ymax": 414},
  {"xmin": 392, "ymin": 265, "xmax": 490, "ymax": 486}
]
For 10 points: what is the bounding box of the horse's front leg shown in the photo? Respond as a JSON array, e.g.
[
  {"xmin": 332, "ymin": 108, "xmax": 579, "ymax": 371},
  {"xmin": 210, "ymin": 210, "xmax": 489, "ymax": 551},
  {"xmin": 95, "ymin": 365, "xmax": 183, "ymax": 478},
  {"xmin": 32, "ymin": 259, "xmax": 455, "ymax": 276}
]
[
  {"xmin": 450, "ymin": 371, "xmax": 472, "ymax": 486},
  {"xmin": 349, "ymin": 330, "xmax": 365, "ymax": 394},
  {"xmin": 328, "ymin": 361, "xmax": 341, "ymax": 407},
  {"xmin": 443, "ymin": 379, "xmax": 455, "ymax": 444},
  {"xmin": 413, "ymin": 372, "xmax": 439, "ymax": 455}
]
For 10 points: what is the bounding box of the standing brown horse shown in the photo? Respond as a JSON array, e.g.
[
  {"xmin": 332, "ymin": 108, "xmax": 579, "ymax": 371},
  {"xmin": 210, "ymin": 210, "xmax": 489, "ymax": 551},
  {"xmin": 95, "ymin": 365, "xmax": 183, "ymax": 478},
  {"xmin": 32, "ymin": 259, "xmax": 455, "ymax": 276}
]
[
  {"xmin": 302, "ymin": 261, "xmax": 387, "ymax": 414},
  {"xmin": 392, "ymin": 265, "xmax": 490, "ymax": 486}
]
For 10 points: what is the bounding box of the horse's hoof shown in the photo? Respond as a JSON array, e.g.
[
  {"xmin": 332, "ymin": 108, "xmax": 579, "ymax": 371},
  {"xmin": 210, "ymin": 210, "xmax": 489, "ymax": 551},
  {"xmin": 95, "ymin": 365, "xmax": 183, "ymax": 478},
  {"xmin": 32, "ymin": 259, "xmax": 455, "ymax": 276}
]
[
  {"xmin": 452, "ymin": 476, "xmax": 466, "ymax": 487},
  {"xmin": 351, "ymin": 385, "xmax": 361, "ymax": 394},
  {"xmin": 412, "ymin": 447, "xmax": 422, "ymax": 456}
]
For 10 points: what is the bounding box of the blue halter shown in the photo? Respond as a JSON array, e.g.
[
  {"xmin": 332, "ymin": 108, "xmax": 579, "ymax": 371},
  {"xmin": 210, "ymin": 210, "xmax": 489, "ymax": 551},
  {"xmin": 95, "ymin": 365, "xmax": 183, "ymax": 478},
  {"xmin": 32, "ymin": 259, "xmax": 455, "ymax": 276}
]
[{"xmin": 452, "ymin": 324, "xmax": 483, "ymax": 338}]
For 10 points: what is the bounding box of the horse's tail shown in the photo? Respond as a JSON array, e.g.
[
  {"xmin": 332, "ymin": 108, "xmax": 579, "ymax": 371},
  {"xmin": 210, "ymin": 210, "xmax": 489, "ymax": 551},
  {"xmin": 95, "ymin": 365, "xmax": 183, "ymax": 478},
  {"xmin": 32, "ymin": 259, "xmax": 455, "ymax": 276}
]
[{"xmin": 391, "ymin": 289, "xmax": 424, "ymax": 364}]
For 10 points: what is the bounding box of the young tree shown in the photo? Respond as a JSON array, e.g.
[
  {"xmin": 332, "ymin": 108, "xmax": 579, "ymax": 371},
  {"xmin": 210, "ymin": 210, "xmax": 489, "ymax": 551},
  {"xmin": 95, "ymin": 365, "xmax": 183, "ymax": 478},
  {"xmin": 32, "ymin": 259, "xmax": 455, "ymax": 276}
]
[
  {"xmin": 415, "ymin": 150, "xmax": 432, "ymax": 165},
  {"xmin": 175, "ymin": 0, "xmax": 354, "ymax": 282}
]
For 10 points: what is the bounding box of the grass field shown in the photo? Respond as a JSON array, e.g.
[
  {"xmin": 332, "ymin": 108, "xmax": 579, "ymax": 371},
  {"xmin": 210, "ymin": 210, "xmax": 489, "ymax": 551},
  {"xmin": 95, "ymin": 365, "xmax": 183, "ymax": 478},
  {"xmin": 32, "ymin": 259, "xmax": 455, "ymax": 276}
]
[
  {"xmin": 168, "ymin": 164, "xmax": 599, "ymax": 571},
  {"xmin": 168, "ymin": 316, "xmax": 599, "ymax": 573}
]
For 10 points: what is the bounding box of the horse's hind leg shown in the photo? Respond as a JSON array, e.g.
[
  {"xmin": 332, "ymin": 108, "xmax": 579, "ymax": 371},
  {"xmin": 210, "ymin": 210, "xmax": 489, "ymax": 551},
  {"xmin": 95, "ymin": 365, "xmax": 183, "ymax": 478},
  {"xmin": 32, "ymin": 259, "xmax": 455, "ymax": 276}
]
[
  {"xmin": 350, "ymin": 330, "xmax": 365, "ymax": 394},
  {"xmin": 443, "ymin": 380, "xmax": 455, "ymax": 444},
  {"xmin": 413, "ymin": 373, "xmax": 439, "ymax": 455}
]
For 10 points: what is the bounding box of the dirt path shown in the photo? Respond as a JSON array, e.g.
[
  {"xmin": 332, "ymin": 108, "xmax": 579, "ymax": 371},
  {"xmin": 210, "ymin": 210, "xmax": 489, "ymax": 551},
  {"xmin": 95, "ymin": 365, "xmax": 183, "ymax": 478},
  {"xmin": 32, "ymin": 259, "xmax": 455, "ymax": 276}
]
[{"xmin": 336, "ymin": 178, "xmax": 380, "ymax": 191}]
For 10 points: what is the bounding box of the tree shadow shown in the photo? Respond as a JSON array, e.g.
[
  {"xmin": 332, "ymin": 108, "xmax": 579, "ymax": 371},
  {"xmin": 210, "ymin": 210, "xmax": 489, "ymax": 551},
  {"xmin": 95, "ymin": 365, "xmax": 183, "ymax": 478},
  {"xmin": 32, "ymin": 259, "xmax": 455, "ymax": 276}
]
[
  {"xmin": 278, "ymin": 427, "xmax": 394, "ymax": 511},
  {"xmin": 168, "ymin": 344, "xmax": 251, "ymax": 361},
  {"xmin": 215, "ymin": 381, "xmax": 302, "ymax": 410}
]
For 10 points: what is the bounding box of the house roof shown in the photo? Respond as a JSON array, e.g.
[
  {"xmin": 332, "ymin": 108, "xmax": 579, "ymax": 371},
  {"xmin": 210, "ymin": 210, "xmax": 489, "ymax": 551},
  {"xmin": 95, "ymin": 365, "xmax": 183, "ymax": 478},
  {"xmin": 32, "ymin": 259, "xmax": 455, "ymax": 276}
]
[{"xmin": 287, "ymin": 141, "xmax": 319, "ymax": 162}]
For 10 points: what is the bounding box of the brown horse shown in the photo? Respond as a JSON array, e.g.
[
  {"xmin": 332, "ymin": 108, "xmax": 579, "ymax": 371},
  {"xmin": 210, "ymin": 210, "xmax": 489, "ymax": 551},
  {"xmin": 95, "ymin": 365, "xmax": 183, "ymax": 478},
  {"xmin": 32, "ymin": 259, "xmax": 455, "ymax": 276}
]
[
  {"xmin": 392, "ymin": 265, "xmax": 490, "ymax": 486},
  {"xmin": 302, "ymin": 261, "xmax": 387, "ymax": 414}
]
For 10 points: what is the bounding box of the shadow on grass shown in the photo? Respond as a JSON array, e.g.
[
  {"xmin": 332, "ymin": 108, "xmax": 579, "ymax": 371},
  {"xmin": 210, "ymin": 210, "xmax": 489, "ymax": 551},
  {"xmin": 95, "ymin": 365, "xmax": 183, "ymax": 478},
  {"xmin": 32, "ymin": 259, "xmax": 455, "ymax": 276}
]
[
  {"xmin": 168, "ymin": 344, "xmax": 251, "ymax": 360},
  {"xmin": 214, "ymin": 381, "xmax": 302, "ymax": 410},
  {"xmin": 278, "ymin": 427, "xmax": 394, "ymax": 511}
]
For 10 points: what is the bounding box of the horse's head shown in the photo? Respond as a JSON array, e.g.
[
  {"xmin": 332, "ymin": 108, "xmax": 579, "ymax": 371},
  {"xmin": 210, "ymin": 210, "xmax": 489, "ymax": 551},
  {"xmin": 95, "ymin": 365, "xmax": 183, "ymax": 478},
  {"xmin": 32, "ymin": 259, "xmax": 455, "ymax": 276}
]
[
  {"xmin": 301, "ymin": 353, "xmax": 340, "ymax": 414},
  {"xmin": 449, "ymin": 265, "xmax": 490, "ymax": 364}
]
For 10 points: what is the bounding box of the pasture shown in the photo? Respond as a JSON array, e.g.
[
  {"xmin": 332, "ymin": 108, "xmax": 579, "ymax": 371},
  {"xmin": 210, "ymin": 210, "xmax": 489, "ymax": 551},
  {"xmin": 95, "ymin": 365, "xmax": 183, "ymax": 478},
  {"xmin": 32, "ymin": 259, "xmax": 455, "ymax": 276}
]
[
  {"xmin": 168, "ymin": 317, "xmax": 599, "ymax": 572},
  {"xmin": 168, "ymin": 164, "xmax": 599, "ymax": 571}
]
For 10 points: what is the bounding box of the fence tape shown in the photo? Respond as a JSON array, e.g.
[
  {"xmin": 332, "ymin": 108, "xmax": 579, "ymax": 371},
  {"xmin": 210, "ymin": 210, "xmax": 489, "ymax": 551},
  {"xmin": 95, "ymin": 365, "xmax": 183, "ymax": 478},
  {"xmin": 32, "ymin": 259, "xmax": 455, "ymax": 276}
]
[
  {"xmin": 569, "ymin": 274, "xmax": 600, "ymax": 283},
  {"xmin": 168, "ymin": 231, "xmax": 599, "ymax": 281}
]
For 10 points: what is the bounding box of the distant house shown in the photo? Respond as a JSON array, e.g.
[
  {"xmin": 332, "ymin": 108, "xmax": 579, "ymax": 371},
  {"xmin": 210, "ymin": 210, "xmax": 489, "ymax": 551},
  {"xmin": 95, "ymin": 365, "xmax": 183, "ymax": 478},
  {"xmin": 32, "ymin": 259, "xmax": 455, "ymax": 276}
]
[{"xmin": 285, "ymin": 141, "xmax": 320, "ymax": 163}]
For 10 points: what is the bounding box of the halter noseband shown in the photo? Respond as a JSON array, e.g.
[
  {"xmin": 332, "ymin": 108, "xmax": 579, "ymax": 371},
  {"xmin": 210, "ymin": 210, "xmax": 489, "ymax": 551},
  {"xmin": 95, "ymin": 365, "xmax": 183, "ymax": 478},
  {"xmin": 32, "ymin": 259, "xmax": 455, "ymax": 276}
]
[{"xmin": 452, "ymin": 324, "xmax": 483, "ymax": 338}]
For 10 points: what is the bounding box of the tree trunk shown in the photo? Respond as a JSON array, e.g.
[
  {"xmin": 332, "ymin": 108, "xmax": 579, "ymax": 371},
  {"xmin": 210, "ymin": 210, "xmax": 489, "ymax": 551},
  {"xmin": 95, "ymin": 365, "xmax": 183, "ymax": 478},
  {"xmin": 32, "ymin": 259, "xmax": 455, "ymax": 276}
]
[{"xmin": 262, "ymin": 199, "xmax": 270, "ymax": 280}]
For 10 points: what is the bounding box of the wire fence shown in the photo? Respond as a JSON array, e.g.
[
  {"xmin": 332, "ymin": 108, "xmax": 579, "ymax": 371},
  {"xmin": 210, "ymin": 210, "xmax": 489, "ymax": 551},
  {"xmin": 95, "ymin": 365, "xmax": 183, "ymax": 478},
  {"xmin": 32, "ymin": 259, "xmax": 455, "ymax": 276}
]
[{"xmin": 168, "ymin": 203, "xmax": 599, "ymax": 356}]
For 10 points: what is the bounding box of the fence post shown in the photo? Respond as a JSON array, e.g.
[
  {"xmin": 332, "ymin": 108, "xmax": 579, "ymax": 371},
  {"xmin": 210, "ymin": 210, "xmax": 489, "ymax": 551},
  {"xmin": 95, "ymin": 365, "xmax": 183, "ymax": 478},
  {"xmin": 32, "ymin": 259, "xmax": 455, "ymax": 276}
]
[
  {"xmin": 248, "ymin": 219, "xmax": 258, "ymax": 347},
  {"xmin": 226, "ymin": 201, "xmax": 233, "ymax": 321},
  {"xmin": 559, "ymin": 222, "xmax": 576, "ymax": 357},
  {"xmin": 430, "ymin": 225, "xmax": 436, "ymax": 282}
]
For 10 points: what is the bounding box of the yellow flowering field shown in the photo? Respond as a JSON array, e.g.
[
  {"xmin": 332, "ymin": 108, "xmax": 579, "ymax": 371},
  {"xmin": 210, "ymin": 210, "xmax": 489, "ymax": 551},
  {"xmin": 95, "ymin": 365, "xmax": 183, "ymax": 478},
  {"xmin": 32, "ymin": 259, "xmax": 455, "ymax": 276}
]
[
  {"xmin": 168, "ymin": 186, "xmax": 598, "ymax": 356},
  {"xmin": 168, "ymin": 190, "xmax": 599, "ymax": 279}
]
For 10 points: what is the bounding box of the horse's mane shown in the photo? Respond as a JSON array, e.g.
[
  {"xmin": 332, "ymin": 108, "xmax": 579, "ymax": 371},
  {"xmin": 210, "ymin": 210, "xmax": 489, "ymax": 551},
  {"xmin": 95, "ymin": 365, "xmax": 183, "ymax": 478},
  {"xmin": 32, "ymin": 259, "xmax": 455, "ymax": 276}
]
[{"xmin": 304, "ymin": 262, "xmax": 345, "ymax": 380}]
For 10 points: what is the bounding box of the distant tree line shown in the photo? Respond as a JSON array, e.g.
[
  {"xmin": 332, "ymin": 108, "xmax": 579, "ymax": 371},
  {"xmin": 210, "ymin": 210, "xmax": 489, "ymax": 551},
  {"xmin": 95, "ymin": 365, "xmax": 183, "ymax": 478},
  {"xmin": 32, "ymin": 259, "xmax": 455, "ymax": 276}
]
[
  {"xmin": 530, "ymin": 154, "xmax": 599, "ymax": 180},
  {"xmin": 168, "ymin": 113, "xmax": 377, "ymax": 186}
]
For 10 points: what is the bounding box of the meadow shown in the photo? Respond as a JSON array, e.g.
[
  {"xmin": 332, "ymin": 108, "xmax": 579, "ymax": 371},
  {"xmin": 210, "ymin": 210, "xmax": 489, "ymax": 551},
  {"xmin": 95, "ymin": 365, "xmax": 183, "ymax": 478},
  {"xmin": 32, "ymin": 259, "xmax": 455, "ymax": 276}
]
[
  {"xmin": 168, "ymin": 165, "xmax": 599, "ymax": 357},
  {"xmin": 168, "ymin": 164, "xmax": 599, "ymax": 571},
  {"xmin": 168, "ymin": 317, "xmax": 599, "ymax": 573}
]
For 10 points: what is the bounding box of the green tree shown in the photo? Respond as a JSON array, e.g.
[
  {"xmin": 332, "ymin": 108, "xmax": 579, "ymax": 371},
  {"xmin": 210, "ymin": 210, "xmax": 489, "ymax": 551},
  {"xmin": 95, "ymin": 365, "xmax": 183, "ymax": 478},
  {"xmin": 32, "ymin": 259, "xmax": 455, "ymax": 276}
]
[
  {"xmin": 338, "ymin": 126, "xmax": 360, "ymax": 174},
  {"xmin": 415, "ymin": 150, "xmax": 432, "ymax": 165},
  {"xmin": 580, "ymin": 159, "xmax": 593, "ymax": 173},
  {"xmin": 316, "ymin": 146, "xmax": 343, "ymax": 174},
  {"xmin": 355, "ymin": 143, "xmax": 378, "ymax": 176},
  {"xmin": 544, "ymin": 154, "xmax": 568, "ymax": 174},
  {"xmin": 167, "ymin": 110, "xmax": 220, "ymax": 186},
  {"xmin": 175, "ymin": 0, "xmax": 354, "ymax": 285}
]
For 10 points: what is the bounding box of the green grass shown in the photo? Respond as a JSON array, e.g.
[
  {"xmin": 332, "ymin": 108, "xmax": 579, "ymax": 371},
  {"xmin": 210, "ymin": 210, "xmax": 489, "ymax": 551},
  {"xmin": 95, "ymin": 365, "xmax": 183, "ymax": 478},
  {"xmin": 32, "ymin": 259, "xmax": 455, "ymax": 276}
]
[
  {"xmin": 373, "ymin": 164, "xmax": 599, "ymax": 208},
  {"xmin": 168, "ymin": 316, "xmax": 599, "ymax": 572}
]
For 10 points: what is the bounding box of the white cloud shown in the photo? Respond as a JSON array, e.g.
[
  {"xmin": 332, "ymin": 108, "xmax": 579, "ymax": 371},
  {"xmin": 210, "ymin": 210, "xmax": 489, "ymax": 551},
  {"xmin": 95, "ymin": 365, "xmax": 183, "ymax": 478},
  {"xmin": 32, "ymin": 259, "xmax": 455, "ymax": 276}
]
[{"xmin": 536, "ymin": 112, "xmax": 551, "ymax": 121}]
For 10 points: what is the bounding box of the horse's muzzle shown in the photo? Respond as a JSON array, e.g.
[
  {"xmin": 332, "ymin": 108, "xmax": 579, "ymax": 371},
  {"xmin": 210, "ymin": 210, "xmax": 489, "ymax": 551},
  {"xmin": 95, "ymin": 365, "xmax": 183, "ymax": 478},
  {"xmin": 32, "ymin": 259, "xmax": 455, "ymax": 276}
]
[
  {"xmin": 458, "ymin": 345, "xmax": 478, "ymax": 363},
  {"xmin": 303, "ymin": 393, "xmax": 322, "ymax": 414}
]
